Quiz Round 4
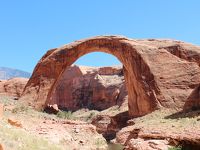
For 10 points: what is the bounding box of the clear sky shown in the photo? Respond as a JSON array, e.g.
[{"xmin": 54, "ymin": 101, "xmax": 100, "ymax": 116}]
[{"xmin": 0, "ymin": 0, "xmax": 200, "ymax": 72}]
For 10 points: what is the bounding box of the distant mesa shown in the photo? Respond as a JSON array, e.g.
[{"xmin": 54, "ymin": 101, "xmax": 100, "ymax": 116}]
[{"xmin": 0, "ymin": 67, "xmax": 31, "ymax": 80}]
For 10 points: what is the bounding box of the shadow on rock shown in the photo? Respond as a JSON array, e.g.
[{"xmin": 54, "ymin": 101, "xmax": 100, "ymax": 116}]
[{"xmin": 165, "ymin": 110, "xmax": 200, "ymax": 119}]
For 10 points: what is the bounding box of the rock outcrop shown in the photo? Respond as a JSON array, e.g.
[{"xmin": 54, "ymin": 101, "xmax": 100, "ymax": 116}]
[
  {"xmin": 0, "ymin": 78, "xmax": 28, "ymax": 98},
  {"xmin": 91, "ymin": 111, "xmax": 130, "ymax": 140},
  {"xmin": 47, "ymin": 65, "xmax": 126, "ymax": 111},
  {"xmin": 115, "ymin": 125, "xmax": 200, "ymax": 150},
  {"xmin": 126, "ymin": 138, "xmax": 170, "ymax": 150},
  {"xmin": 184, "ymin": 84, "xmax": 200, "ymax": 111},
  {"xmin": 8, "ymin": 118, "xmax": 22, "ymax": 128},
  {"xmin": 44, "ymin": 104, "xmax": 59, "ymax": 114},
  {"xmin": 21, "ymin": 36, "xmax": 200, "ymax": 117}
]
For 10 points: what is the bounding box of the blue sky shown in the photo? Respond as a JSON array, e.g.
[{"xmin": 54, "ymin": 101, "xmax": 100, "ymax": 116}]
[{"xmin": 0, "ymin": 0, "xmax": 200, "ymax": 72}]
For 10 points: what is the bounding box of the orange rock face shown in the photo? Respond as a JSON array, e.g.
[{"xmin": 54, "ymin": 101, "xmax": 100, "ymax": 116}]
[
  {"xmin": 0, "ymin": 144, "xmax": 3, "ymax": 150},
  {"xmin": 183, "ymin": 84, "xmax": 200, "ymax": 111},
  {"xmin": 47, "ymin": 65, "xmax": 126, "ymax": 111},
  {"xmin": 0, "ymin": 78, "xmax": 28, "ymax": 98},
  {"xmin": 8, "ymin": 118, "xmax": 22, "ymax": 128},
  {"xmin": 21, "ymin": 36, "xmax": 200, "ymax": 117}
]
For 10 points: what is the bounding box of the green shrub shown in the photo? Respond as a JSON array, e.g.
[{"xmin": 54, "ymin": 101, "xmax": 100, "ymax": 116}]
[
  {"xmin": 56, "ymin": 111, "xmax": 73, "ymax": 119},
  {"xmin": 12, "ymin": 105, "xmax": 28, "ymax": 113},
  {"xmin": 86, "ymin": 112, "xmax": 95, "ymax": 121},
  {"xmin": 168, "ymin": 146, "xmax": 182, "ymax": 150}
]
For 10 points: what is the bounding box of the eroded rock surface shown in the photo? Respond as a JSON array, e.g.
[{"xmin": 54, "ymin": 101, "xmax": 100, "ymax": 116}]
[
  {"xmin": 126, "ymin": 138, "xmax": 170, "ymax": 150},
  {"xmin": 91, "ymin": 111, "xmax": 130, "ymax": 140},
  {"xmin": 0, "ymin": 78, "xmax": 28, "ymax": 98},
  {"xmin": 48, "ymin": 65, "xmax": 126, "ymax": 111},
  {"xmin": 184, "ymin": 84, "xmax": 200, "ymax": 111},
  {"xmin": 21, "ymin": 36, "xmax": 200, "ymax": 117}
]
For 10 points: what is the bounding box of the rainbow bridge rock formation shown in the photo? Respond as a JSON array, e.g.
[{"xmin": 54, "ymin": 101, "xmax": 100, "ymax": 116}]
[{"xmin": 21, "ymin": 36, "xmax": 200, "ymax": 117}]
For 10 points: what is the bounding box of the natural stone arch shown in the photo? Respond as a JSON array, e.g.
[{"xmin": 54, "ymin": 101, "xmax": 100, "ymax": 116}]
[{"xmin": 21, "ymin": 35, "xmax": 200, "ymax": 117}]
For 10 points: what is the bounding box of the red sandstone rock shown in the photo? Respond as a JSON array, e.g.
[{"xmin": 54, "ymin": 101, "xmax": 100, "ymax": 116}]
[
  {"xmin": 0, "ymin": 78, "xmax": 28, "ymax": 98},
  {"xmin": 21, "ymin": 36, "xmax": 200, "ymax": 117},
  {"xmin": 8, "ymin": 118, "xmax": 22, "ymax": 128},
  {"xmin": 91, "ymin": 111, "xmax": 130, "ymax": 140},
  {"xmin": 183, "ymin": 84, "xmax": 200, "ymax": 111},
  {"xmin": 126, "ymin": 138, "xmax": 170, "ymax": 150},
  {"xmin": 47, "ymin": 65, "xmax": 126, "ymax": 111},
  {"xmin": 115, "ymin": 125, "xmax": 200, "ymax": 149},
  {"xmin": 0, "ymin": 144, "xmax": 3, "ymax": 150}
]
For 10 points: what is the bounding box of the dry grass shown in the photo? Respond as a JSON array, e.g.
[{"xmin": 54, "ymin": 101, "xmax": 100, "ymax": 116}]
[
  {"xmin": 129, "ymin": 108, "xmax": 200, "ymax": 132},
  {"xmin": 0, "ymin": 119, "xmax": 64, "ymax": 150},
  {"xmin": 0, "ymin": 96, "xmax": 109, "ymax": 150}
]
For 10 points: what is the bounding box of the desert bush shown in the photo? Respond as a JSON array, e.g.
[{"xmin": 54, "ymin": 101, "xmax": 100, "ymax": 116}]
[
  {"xmin": 86, "ymin": 112, "xmax": 95, "ymax": 121},
  {"xmin": 168, "ymin": 146, "xmax": 182, "ymax": 150},
  {"xmin": 12, "ymin": 105, "xmax": 28, "ymax": 113},
  {"xmin": 56, "ymin": 110, "xmax": 74, "ymax": 119}
]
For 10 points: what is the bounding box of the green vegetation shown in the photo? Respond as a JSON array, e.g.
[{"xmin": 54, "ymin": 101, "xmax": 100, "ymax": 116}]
[
  {"xmin": 0, "ymin": 97, "xmax": 108, "ymax": 150},
  {"xmin": 12, "ymin": 105, "xmax": 28, "ymax": 113},
  {"xmin": 95, "ymin": 138, "xmax": 107, "ymax": 149},
  {"xmin": 86, "ymin": 112, "xmax": 95, "ymax": 121},
  {"xmin": 3, "ymin": 96, "xmax": 200, "ymax": 150},
  {"xmin": 168, "ymin": 146, "xmax": 182, "ymax": 150},
  {"xmin": 56, "ymin": 110, "xmax": 74, "ymax": 119},
  {"xmin": 107, "ymin": 143, "xmax": 124, "ymax": 150}
]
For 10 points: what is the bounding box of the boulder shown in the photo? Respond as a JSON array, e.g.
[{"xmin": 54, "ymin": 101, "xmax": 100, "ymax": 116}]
[
  {"xmin": 91, "ymin": 111, "xmax": 130, "ymax": 140},
  {"xmin": 8, "ymin": 118, "xmax": 22, "ymax": 128},
  {"xmin": 44, "ymin": 104, "xmax": 59, "ymax": 114}
]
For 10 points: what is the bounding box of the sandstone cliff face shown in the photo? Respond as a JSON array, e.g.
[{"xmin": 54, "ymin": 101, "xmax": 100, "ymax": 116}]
[
  {"xmin": 48, "ymin": 65, "xmax": 127, "ymax": 111},
  {"xmin": 0, "ymin": 78, "xmax": 28, "ymax": 98},
  {"xmin": 183, "ymin": 84, "xmax": 200, "ymax": 111},
  {"xmin": 21, "ymin": 36, "xmax": 200, "ymax": 117}
]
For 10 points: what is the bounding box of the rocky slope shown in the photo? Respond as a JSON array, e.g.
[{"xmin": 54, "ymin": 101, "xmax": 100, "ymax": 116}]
[
  {"xmin": 114, "ymin": 109, "xmax": 200, "ymax": 150},
  {"xmin": 0, "ymin": 67, "xmax": 31, "ymax": 80},
  {"xmin": 0, "ymin": 97, "xmax": 108, "ymax": 150}
]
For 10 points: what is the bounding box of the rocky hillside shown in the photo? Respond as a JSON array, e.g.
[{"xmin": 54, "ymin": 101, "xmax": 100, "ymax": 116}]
[{"xmin": 0, "ymin": 67, "xmax": 31, "ymax": 80}]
